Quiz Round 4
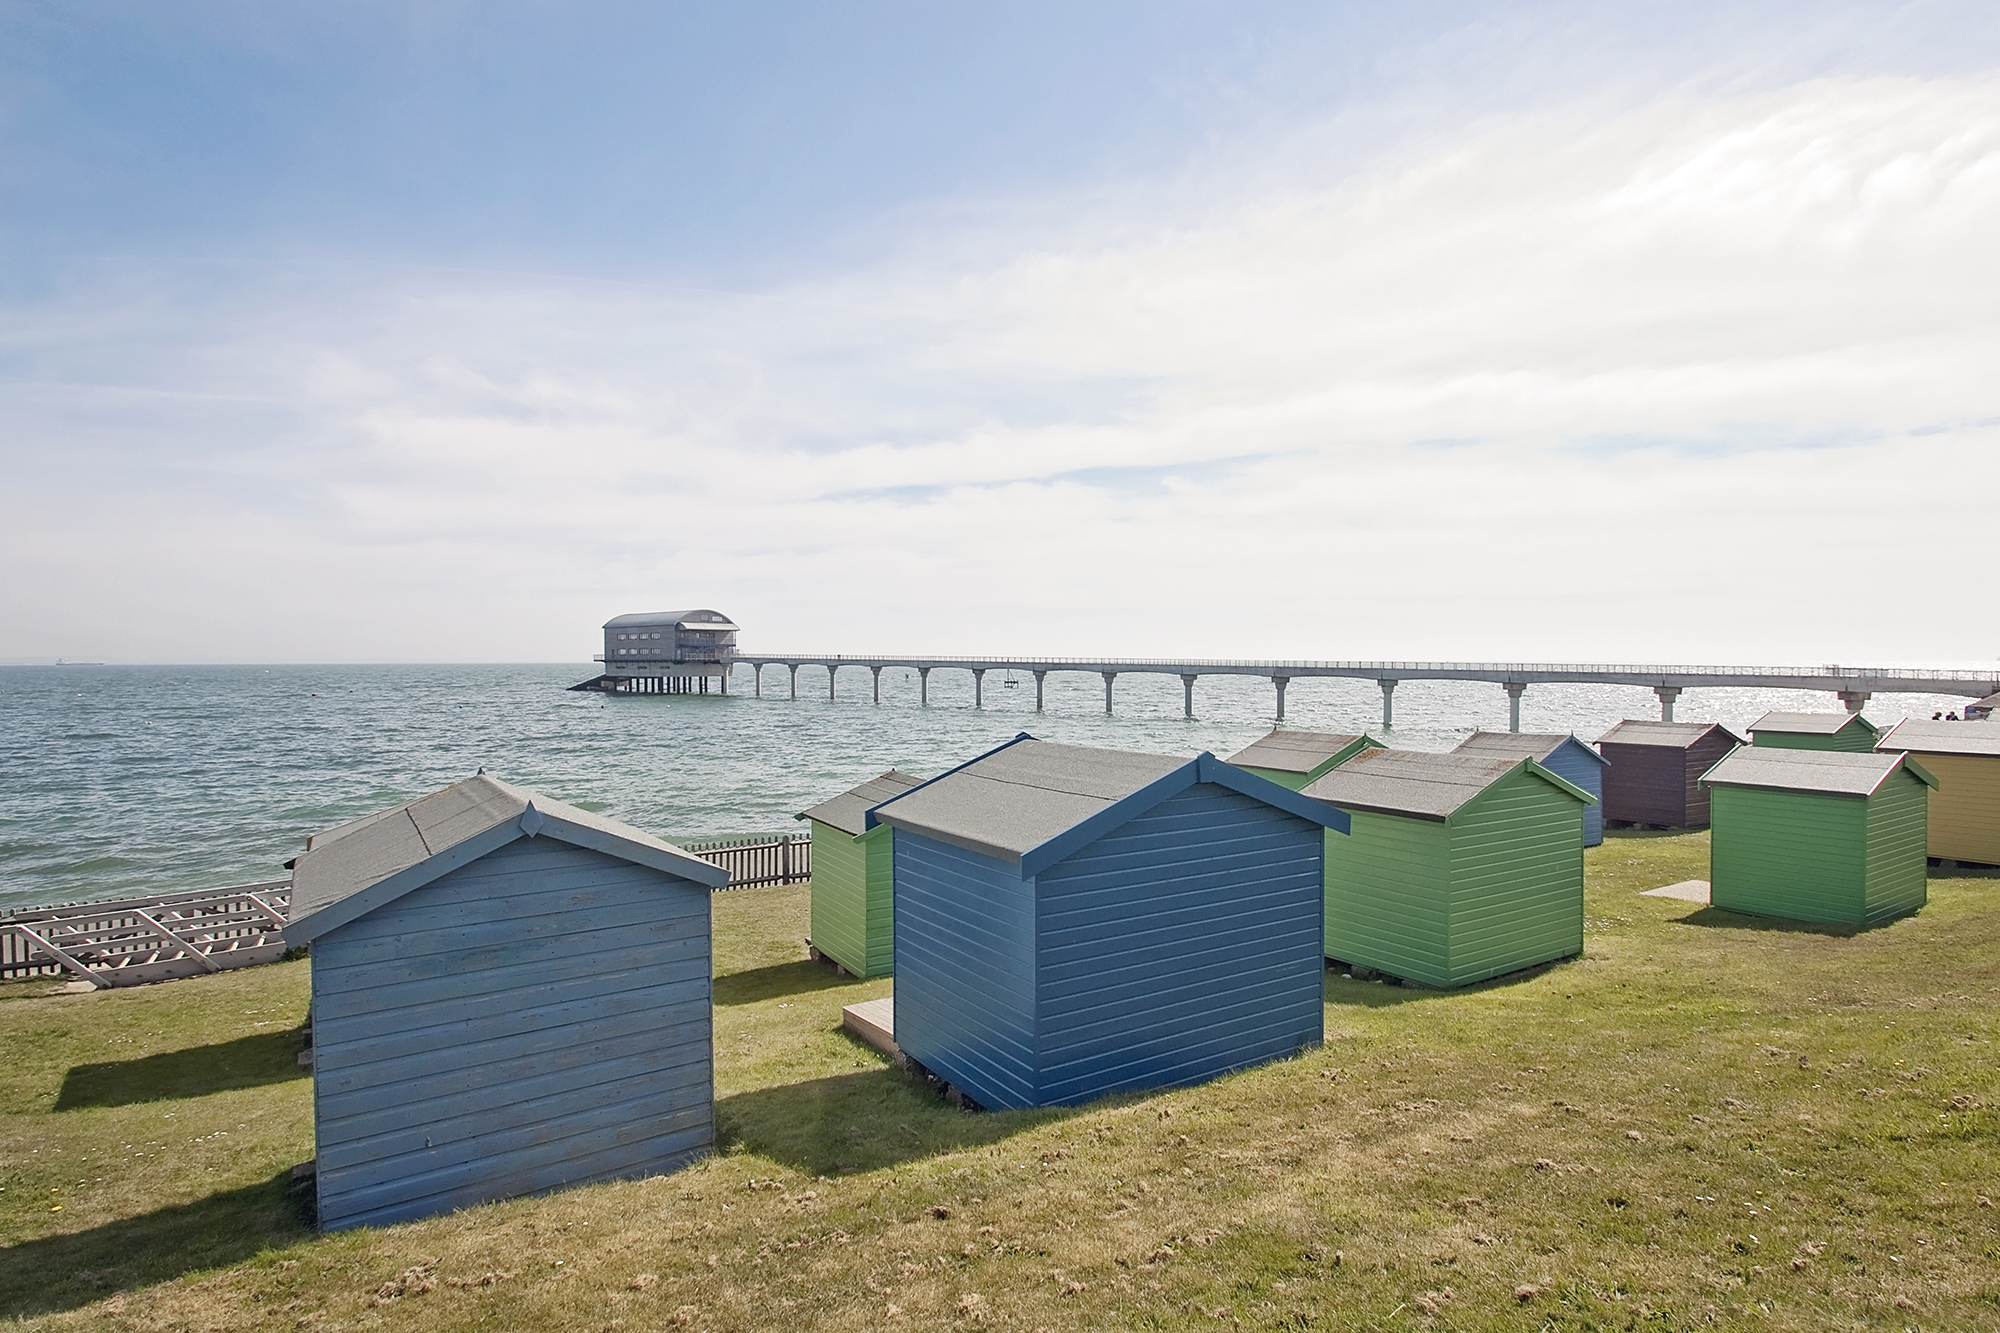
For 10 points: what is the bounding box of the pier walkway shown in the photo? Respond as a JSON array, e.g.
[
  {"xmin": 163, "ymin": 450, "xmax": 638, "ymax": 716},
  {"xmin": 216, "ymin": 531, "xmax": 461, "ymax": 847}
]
[{"xmin": 730, "ymin": 656, "xmax": 2000, "ymax": 730}]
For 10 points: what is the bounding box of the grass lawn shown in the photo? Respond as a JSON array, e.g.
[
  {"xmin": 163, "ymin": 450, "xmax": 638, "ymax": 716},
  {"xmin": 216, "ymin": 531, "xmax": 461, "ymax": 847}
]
[{"xmin": 2, "ymin": 831, "xmax": 1997, "ymax": 1331}]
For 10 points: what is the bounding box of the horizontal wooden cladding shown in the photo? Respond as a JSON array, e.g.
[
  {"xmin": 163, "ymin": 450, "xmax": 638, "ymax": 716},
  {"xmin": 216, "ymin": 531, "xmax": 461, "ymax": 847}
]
[
  {"xmin": 1863, "ymin": 776, "xmax": 1928, "ymax": 923},
  {"xmin": 1710, "ymin": 787, "xmax": 1866, "ymax": 923},
  {"xmin": 1600, "ymin": 745, "xmax": 1692, "ymax": 826},
  {"xmin": 1325, "ymin": 809, "xmax": 1450, "ymax": 981},
  {"xmin": 808, "ymin": 823, "xmax": 876, "ymax": 977},
  {"xmin": 1447, "ymin": 780, "xmax": 1584, "ymax": 986},
  {"xmin": 892, "ymin": 833, "xmax": 1039, "ymax": 1110},
  {"xmin": 1917, "ymin": 753, "xmax": 2000, "ymax": 863}
]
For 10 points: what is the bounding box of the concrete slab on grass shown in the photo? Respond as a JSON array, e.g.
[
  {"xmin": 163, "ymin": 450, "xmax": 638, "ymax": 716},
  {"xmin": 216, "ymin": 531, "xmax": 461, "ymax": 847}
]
[
  {"xmin": 842, "ymin": 996, "xmax": 899, "ymax": 1059},
  {"xmin": 1642, "ymin": 880, "xmax": 1711, "ymax": 903}
]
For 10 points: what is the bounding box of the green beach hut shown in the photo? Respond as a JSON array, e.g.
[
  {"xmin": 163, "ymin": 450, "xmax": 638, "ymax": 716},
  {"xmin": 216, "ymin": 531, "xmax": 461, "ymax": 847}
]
[
  {"xmin": 1701, "ymin": 747, "xmax": 1936, "ymax": 926},
  {"xmin": 798, "ymin": 769, "xmax": 923, "ymax": 977},
  {"xmin": 1300, "ymin": 749, "xmax": 1596, "ymax": 989},
  {"xmin": 1225, "ymin": 729, "xmax": 1384, "ymax": 791},
  {"xmin": 1748, "ymin": 710, "xmax": 1883, "ymax": 752}
]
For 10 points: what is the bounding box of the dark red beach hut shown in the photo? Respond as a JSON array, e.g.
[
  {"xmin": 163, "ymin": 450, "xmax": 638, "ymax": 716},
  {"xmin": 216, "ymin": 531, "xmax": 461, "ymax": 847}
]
[{"xmin": 1595, "ymin": 720, "xmax": 1742, "ymax": 829}]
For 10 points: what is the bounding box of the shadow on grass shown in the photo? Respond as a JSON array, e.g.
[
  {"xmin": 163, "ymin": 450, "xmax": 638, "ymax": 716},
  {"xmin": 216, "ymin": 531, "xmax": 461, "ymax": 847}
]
[
  {"xmin": 713, "ymin": 960, "xmax": 863, "ymax": 1007},
  {"xmin": 1323, "ymin": 955, "xmax": 1574, "ymax": 1007},
  {"xmin": 56, "ymin": 1028, "xmax": 308, "ymax": 1110},
  {"xmin": 0, "ymin": 1170, "xmax": 312, "ymax": 1319},
  {"xmin": 1668, "ymin": 905, "xmax": 1874, "ymax": 938},
  {"xmin": 716, "ymin": 1066, "xmax": 1067, "ymax": 1175}
]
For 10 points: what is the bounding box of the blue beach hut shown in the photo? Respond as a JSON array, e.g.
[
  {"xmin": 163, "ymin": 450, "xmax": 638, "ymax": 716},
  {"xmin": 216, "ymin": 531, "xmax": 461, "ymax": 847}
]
[
  {"xmin": 1454, "ymin": 731, "xmax": 1610, "ymax": 846},
  {"xmin": 285, "ymin": 774, "xmax": 727, "ymax": 1231},
  {"xmin": 868, "ymin": 736, "xmax": 1349, "ymax": 1111}
]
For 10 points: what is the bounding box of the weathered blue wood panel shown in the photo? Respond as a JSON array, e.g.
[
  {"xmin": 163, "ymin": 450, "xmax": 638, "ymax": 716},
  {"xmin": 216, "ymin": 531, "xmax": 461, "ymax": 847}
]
[
  {"xmin": 890, "ymin": 832, "xmax": 1039, "ymax": 1111},
  {"xmin": 311, "ymin": 838, "xmax": 712, "ymax": 1230},
  {"xmin": 1538, "ymin": 739, "xmax": 1606, "ymax": 847},
  {"xmin": 1034, "ymin": 785, "xmax": 1323, "ymax": 1105}
]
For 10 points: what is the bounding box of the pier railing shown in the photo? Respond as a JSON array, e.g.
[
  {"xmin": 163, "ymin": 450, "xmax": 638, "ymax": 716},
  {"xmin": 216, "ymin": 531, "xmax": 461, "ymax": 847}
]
[{"xmin": 678, "ymin": 834, "xmax": 811, "ymax": 889}]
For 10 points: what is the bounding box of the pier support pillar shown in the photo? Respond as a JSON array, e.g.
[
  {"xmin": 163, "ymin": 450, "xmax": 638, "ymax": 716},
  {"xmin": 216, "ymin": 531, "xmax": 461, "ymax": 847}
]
[
  {"xmin": 1378, "ymin": 679, "xmax": 1398, "ymax": 730},
  {"xmin": 919, "ymin": 667, "xmax": 931, "ymax": 707},
  {"xmin": 753, "ymin": 664, "xmax": 763, "ymax": 698},
  {"xmin": 1654, "ymin": 686, "xmax": 1681, "ymax": 722},
  {"xmin": 1034, "ymin": 671, "xmax": 1047, "ymax": 711},
  {"xmin": 1181, "ymin": 674, "xmax": 1198, "ymax": 720},
  {"xmin": 789, "ymin": 664, "xmax": 799, "ymax": 700},
  {"xmin": 1273, "ymin": 675, "xmax": 1289, "ymax": 721},
  {"xmin": 872, "ymin": 666, "xmax": 882, "ymax": 704},
  {"xmin": 1838, "ymin": 690, "xmax": 1871, "ymax": 714},
  {"xmin": 1505, "ymin": 682, "xmax": 1526, "ymax": 733},
  {"xmin": 719, "ymin": 669, "xmax": 727, "ymax": 695},
  {"xmin": 973, "ymin": 669, "xmax": 986, "ymax": 708},
  {"xmin": 829, "ymin": 666, "xmax": 838, "ymax": 702},
  {"xmin": 1102, "ymin": 671, "xmax": 1117, "ymax": 715}
]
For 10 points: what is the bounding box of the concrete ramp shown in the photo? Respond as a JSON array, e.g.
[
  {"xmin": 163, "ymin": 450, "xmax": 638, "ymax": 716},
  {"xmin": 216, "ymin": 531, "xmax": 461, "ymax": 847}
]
[{"xmin": 1642, "ymin": 880, "xmax": 1711, "ymax": 904}]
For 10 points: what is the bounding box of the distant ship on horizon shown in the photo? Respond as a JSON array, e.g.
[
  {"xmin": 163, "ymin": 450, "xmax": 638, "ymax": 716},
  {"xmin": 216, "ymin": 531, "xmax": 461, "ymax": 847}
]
[{"xmin": 54, "ymin": 658, "xmax": 105, "ymax": 667}]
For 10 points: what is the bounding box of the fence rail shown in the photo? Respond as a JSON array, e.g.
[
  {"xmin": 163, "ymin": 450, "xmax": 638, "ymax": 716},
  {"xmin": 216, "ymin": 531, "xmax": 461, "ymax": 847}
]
[
  {"xmin": 2, "ymin": 881, "xmax": 293, "ymax": 987},
  {"xmin": 679, "ymin": 834, "xmax": 811, "ymax": 889}
]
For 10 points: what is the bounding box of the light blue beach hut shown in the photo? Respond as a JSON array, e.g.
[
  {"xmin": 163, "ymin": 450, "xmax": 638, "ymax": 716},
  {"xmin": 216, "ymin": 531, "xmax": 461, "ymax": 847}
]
[
  {"xmin": 1454, "ymin": 731, "xmax": 1610, "ymax": 846},
  {"xmin": 285, "ymin": 774, "xmax": 727, "ymax": 1231},
  {"xmin": 868, "ymin": 736, "xmax": 1349, "ymax": 1111}
]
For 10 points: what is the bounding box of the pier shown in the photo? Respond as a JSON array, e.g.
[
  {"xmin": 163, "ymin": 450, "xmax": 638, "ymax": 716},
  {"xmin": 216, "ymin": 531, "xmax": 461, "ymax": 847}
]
[{"xmin": 729, "ymin": 655, "xmax": 2000, "ymax": 729}]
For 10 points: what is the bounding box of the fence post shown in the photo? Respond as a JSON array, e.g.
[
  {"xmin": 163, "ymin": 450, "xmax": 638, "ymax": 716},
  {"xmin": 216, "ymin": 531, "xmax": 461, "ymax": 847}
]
[{"xmin": 782, "ymin": 835, "xmax": 793, "ymax": 884}]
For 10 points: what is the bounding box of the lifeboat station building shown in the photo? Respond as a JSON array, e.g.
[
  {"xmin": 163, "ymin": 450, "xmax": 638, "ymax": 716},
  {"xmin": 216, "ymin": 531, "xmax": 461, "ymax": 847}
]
[{"xmin": 574, "ymin": 609, "xmax": 740, "ymax": 694}]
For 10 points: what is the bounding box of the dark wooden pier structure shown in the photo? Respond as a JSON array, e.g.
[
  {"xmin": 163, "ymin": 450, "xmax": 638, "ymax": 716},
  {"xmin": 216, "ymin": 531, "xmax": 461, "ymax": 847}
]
[{"xmin": 1, "ymin": 881, "xmax": 292, "ymax": 988}]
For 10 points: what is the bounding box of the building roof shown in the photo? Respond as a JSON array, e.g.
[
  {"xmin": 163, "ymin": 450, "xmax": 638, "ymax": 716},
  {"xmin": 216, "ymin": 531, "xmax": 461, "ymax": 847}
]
[
  {"xmin": 602, "ymin": 609, "xmax": 739, "ymax": 631},
  {"xmin": 796, "ymin": 769, "xmax": 925, "ymax": 837},
  {"xmin": 1748, "ymin": 710, "xmax": 1879, "ymax": 737},
  {"xmin": 1300, "ymin": 748, "xmax": 1594, "ymax": 821},
  {"xmin": 1225, "ymin": 729, "xmax": 1369, "ymax": 774},
  {"xmin": 1875, "ymin": 719, "xmax": 2000, "ymax": 758},
  {"xmin": 1596, "ymin": 719, "xmax": 1742, "ymax": 749},
  {"xmin": 1454, "ymin": 731, "xmax": 1607, "ymax": 767},
  {"xmin": 288, "ymin": 774, "xmax": 727, "ymax": 944},
  {"xmin": 1699, "ymin": 746, "xmax": 1936, "ymax": 798},
  {"xmin": 867, "ymin": 736, "xmax": 1347, "ymax": 876}
]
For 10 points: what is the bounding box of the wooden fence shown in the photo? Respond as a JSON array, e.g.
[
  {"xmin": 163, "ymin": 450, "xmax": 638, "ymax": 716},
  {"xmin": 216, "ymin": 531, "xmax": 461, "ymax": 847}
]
[
  {"xmin": 680, "ymin": 833, "xmax": 812, "ymax": 889},
  {"xmin": 1, "ymin": 881, "xmax": 293, "ymax": 988}
]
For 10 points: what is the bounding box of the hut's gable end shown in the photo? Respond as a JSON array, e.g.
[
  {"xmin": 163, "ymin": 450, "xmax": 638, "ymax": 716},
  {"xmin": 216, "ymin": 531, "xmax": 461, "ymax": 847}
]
[
  {"xmin": 1444, "ymin": 768, "xmax": 1586, "ymax": 987},
  {"xmin": 1863, "ymin": 771, "xmax": 1929, "ymax": 923},
  {"xmin": 1710, "ymin": 787, "xmax": 1867, "ymax": 923},
  {"xmin": 1540, "ymin": 740, "xmax": 1607, "ymax": 848},
  {"xmin": 1031, "ymin": 784, "xmax": 1324, "ymax": 1106},
  {"xmin": 310, "ymin": 838, "xmax": 713, "ymax": 1231},
  {"xmin": 1600, "ymin": 743, "xmax": 1689, "ymax": 826},
  {"xmin": 808, "ymin": 820, "xmax": 871, "ymax": 977},
  {"xmin": 891, "ymin": 833, "xmax": 1039, "ymax": 1111},
  {"xmin": 1324, "ymin": 809, "xmax": 1451, "ymax": 982}
]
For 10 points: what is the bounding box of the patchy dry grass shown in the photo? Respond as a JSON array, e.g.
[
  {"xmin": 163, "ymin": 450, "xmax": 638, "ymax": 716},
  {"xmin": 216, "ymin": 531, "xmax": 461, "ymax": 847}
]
[{"xmin": 3, "ymin": 833, "xmax": 1999, "ymax": 1330}]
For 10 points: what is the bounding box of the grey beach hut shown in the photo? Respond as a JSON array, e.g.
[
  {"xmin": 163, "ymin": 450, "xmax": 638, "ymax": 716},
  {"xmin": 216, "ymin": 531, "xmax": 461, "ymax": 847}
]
[{"xmin": 285, "ymin": 774, "xmax": 727, "ymax": 1231}]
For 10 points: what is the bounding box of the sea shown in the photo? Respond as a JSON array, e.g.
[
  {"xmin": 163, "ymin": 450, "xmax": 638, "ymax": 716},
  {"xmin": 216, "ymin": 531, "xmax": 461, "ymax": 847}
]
[{"xmin": 0, "ymin": 662, "xmax": 1983, "ymax": 911}]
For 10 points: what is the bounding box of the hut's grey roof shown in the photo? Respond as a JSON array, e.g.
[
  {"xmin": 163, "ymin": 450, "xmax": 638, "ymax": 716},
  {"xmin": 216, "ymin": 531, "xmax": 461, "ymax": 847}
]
[
  {"xmin": 1454, "ymin": 731, "xmax": 1606, "ymax": 767},
  {"xmin": 1300, "ymin": 749, "xmax": 1527, "ymax": 821},
  {"xmin": 1875, "ymin": 719, "xmax": 2000, "ymax": 758},
  {"xmin": 1597, "ymin": 720, "xmax": 1740, "ymax": 749},
  {"xmin": 797, "ymin": 769, "xmax": 925, "ymax": 837},
  {"xmin": 602, "ymin": 609, "xmax": 738, "ymax": 631},
  {"xmin": 869, "ymin": 740, "xmax": 1188, "ymax": 862},
  {"xmin": 1748, "ymin": 710, "xmax": 1876, "ymax": 737},
  {"xmin": 1700, "ymin": 747, "xmax": 1935, "ymax": 797},
  {"xmin": 289, "ymin": 774, "xmax": 726, "ymax": 941},
  {"xmin": 1976, "ymin": 691, "xmax": 2000, "ymax": 712},
  {"xmin": 1225, "ymin": 729, "xmax": 1366, "ymax": 774}
]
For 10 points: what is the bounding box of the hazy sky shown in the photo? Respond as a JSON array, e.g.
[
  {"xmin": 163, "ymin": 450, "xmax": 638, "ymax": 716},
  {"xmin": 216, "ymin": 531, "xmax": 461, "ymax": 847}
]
[{"xmin": 3, "ymin": 1, "xmax": 1997, "ymax": 665}]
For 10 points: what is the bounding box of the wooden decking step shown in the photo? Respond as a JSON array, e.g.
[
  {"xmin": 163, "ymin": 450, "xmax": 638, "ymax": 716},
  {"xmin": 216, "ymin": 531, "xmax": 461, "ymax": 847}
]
[
  {"xmin": 1642, "ymin": 880, "xmax": 1711, "ymax": 903},
  {"xmin": 842, "ymin": 996, "xmax": 899, "ymax": 1059}
]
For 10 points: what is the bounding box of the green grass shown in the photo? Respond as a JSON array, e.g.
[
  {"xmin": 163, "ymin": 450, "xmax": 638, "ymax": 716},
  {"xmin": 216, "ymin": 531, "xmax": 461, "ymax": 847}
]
[{"xmin": 3, "ymin": 833, "xmax": 1998, "ymax": 1330}]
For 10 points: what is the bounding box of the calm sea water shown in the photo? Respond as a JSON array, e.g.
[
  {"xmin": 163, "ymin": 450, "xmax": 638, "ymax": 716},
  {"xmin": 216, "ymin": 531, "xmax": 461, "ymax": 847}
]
[{"xmin": 0, "ymin": 662, "xmax": 1979, "ymax": 910}]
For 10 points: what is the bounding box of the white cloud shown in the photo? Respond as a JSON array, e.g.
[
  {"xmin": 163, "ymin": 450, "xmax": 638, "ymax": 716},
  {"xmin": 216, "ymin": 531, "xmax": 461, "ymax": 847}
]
[{"xmin": 2, "ymin": 74, "xmax": 1997, "ymax": 664}]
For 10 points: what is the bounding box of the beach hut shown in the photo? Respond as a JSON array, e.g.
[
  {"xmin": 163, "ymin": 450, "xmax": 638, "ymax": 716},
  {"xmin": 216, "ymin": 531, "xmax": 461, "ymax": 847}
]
[
  {"xmin": 1748, "ymin": 711, "xmax": 1882, "ymax": 752},
  {"xmin": 1875, "ymin": 720, "xmax": 2000, "ymax": 864},
  {"xmin": 1224, "ymin": 729, "xmax": 1385, "ymax": 790},
  {"xmin": 1453, "ymin": 731, "xmax": 1609, "ymax": 846},
  {"xmin": 1701, "ymin": 748, "xmax": 1935, "ymax": 926},
  {"xmin": 869, "ymin": 736, "xmax": 1347, "ymax": 1110},
  {"xmin": 1301, "ymin": 749, "xmax": 1595, "ymax": 989},
  {"xmin": 797, "ymin": 769, "xmax": 923, "ymax": 977},
  {"xmin": 285, "ymin": 774, "xmax": 726, "ymax": 1231},
  {"xmin": 1595, "ymin": 720, "xmax": 1742, "ymax": 828}
]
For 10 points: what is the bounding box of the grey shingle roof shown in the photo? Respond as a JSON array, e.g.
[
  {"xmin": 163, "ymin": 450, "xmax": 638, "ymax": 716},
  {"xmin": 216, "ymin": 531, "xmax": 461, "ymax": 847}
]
[
  {"xmin": 1225, "ymin": 729, "xmax": 1366, "ymax": 774},
  {"xmin": 869, "ymin": 740, "xmax": 1187, "ymax": 862},
  {"xmin": 1597, "ymin": 720, "xmax": 1740, "ymax": 749},
  {"xmin": 1300, "ymin": 749, "xmax": 1524, "ymax": 821},
  {"xmin": 1748, "ymin": 711, "xmax": 1876, "ymax": 737},
  {"xmin": 797, "ymin": 769, "xmax": 925, "ymax": 837},
  {"xmin": 1699, "ymin": 747, "xmax": 1929, "ymax": 797},
  {"xmin": 1875, "ymin": 719, "xmax": 2000, "ymax": 758},
  {"xmin": 602, "ymin": 609, "xmax": 738, "ymax": 630},
  {"xmin": 291, "ymin": 774, "xmax": 723, "ymax": 929},
  {"xmin": 1454, "ymin": 731, "xmax": 1606, "ymax": 767}
]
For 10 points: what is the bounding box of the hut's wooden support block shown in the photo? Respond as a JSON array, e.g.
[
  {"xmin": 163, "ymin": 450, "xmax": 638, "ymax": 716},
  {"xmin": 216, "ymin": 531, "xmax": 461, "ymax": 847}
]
[{"xmin": 842, "ymin": 997, "xmax": 899, "ymax": 1060}]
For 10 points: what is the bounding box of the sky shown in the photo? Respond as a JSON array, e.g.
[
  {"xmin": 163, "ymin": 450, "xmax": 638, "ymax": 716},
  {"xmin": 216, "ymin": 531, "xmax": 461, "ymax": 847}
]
[{"xmin": 2, "ymin": 1, "xmax": 1997, "ymax": 666}]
